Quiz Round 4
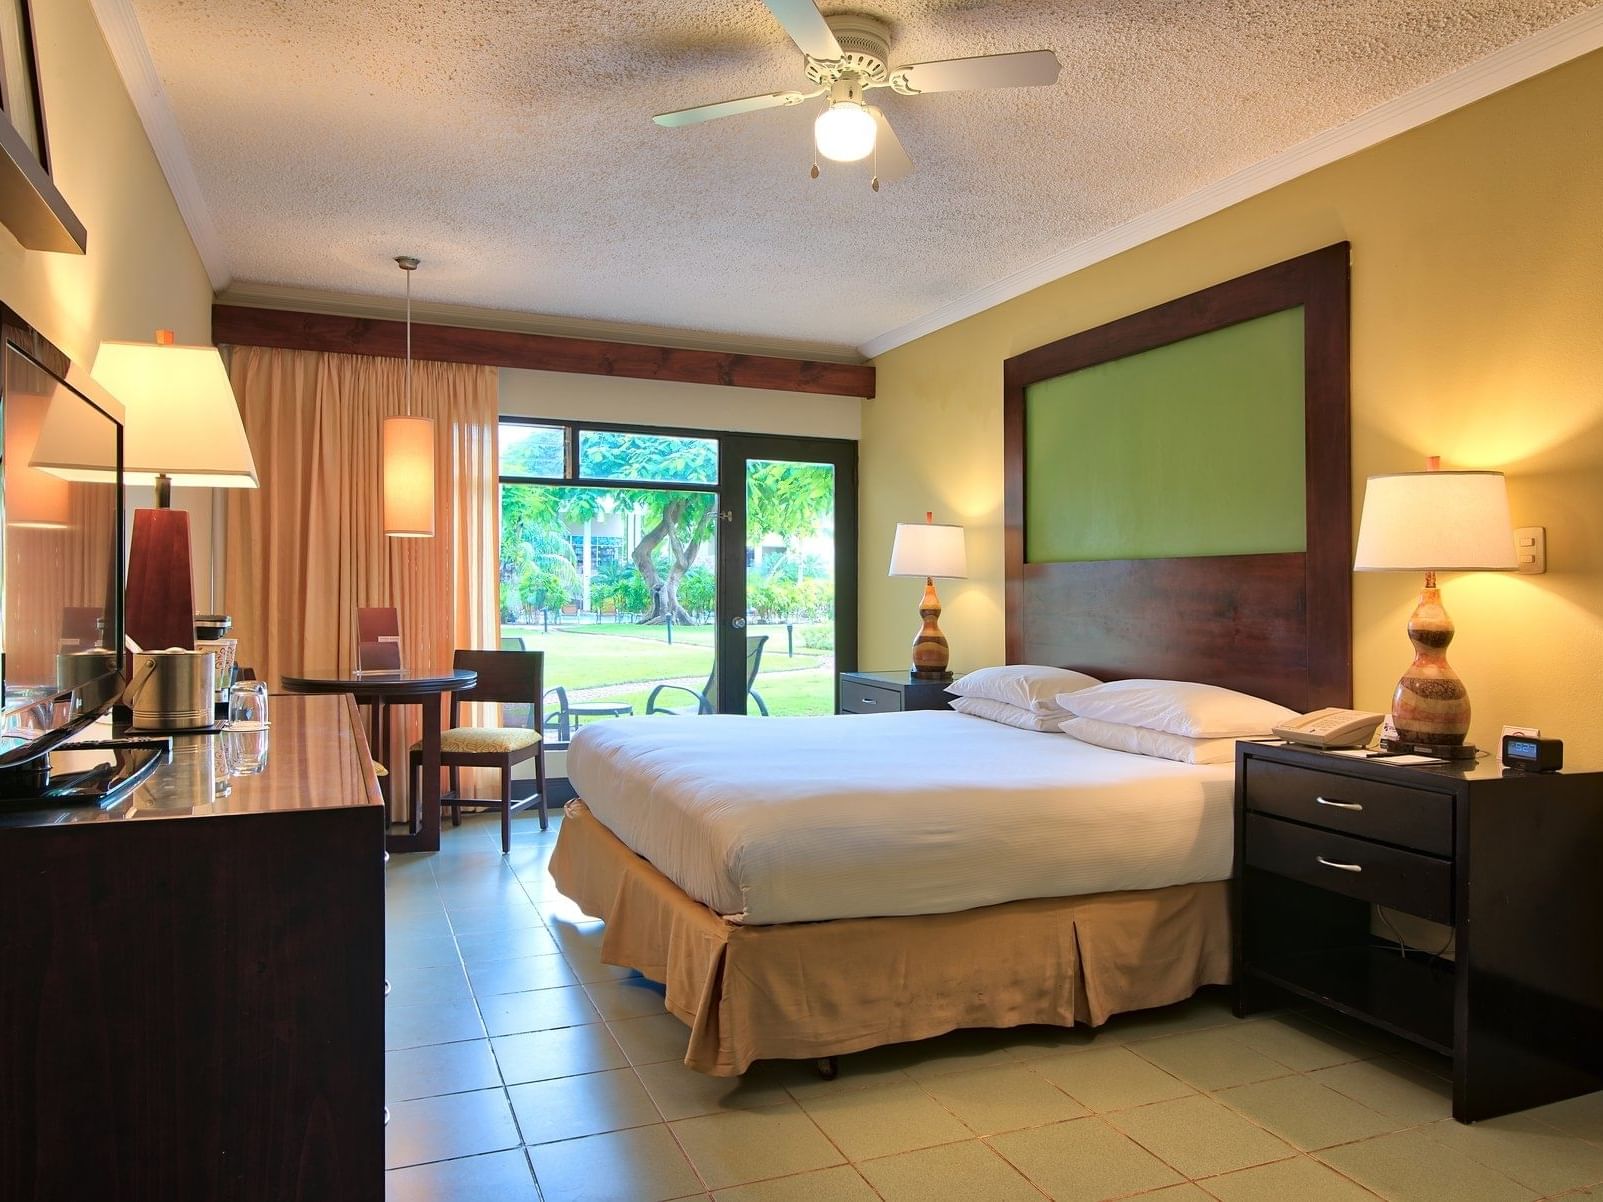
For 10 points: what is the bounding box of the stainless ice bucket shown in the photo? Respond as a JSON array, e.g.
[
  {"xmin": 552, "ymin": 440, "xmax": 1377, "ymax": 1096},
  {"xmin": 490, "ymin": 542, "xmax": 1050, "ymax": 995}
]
[{"xmin": 126, "ymin": 649, "xmax": 215, "ymax": 731}]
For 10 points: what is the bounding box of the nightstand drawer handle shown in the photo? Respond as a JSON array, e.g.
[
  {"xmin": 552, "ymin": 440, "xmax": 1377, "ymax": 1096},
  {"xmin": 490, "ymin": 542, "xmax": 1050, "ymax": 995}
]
[
  {"xmin": 859, "ymin": 696, "xmax": 877, "ymax": 705},
  {"xmin": 1316, "ymin": 855, "xmax": 1363, "ymax": 873},
  {"xmin": 1316, "ymin": 796, "xmax": 1363, "ymax": 812}
]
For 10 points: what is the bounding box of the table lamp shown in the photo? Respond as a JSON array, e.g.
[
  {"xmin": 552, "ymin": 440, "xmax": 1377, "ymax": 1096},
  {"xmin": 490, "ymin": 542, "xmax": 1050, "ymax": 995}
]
[
  {"xmin": 888, "ymin": 512, "xmax": 967, "ymax": 681},
  {"xmin": 39, "ymin": 331, "xmax": 258, "ymax": 651},
  {"xmin": 1353, "ymin": 458, "xmax": 1516, "ymax": 757}
]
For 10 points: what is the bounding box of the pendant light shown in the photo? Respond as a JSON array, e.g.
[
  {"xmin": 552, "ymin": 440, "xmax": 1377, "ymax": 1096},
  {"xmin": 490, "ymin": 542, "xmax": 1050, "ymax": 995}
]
[{"xmin": 383, "ymin": 255, "xmax": 435, "ymax": 537}]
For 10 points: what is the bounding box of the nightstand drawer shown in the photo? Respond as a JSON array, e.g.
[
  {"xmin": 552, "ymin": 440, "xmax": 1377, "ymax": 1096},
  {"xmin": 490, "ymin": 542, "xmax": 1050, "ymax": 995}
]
[
  {"xmin": 1242, "ymin": 759, "xmax": 1454, "ymax": 855},
  {"xmin": 1244, "ymin": 813, "xmax": 1453, "ymax": 923},
  {"xmin": 840, "ymin": 682, "xmax": 903, "ymax": 714}
]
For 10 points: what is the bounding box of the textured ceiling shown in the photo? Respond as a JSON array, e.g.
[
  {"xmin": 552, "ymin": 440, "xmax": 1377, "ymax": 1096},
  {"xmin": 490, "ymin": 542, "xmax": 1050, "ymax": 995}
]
[{"xmin": 130, "ymin": 0, "xmax": 1596, "ymax": 354}]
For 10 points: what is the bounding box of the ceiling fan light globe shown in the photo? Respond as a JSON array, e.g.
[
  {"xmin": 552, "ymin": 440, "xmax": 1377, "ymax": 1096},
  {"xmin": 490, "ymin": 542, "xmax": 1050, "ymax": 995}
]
[{"xmin": 814, "ymin": 102, "xmax": 876, "ymax": 162}]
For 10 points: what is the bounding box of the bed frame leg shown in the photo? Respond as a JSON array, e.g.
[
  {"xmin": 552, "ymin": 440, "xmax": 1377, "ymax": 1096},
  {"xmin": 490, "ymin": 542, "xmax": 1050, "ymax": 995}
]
[{"xmin": 814, "ymin": 1056, "xmax": 838, "ymax": 1081}]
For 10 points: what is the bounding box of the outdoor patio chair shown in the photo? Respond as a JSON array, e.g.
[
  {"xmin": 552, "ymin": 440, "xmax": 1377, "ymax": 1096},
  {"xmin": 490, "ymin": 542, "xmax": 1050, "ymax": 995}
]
[
  {"xmin": 407, "ymin": 648, "xmax": 548, "ymax": 853},
  {"xmin": 541, "ymin": 686, "xmax": 634, "ymax": 742},
  {"xmin": 646, "ymin": 634, "xmax": 770, "ymax": 716}
]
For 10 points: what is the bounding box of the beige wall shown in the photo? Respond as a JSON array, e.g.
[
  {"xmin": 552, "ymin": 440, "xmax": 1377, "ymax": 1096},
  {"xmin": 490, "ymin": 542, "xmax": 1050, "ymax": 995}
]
[
  {"xmin": 1, "ymin": 0, "xmax": 216, "ymax": 607},
  {"xmin": 1, "ymin": 0, "xmax": 211, "ymax": 358},
  {"xmin": 499, "ymin": 368, "xmax": 862, "ymax": 440},
  {"xmin": 862, "ymin": 49, "xmax": 1603, "ymax": 760}
]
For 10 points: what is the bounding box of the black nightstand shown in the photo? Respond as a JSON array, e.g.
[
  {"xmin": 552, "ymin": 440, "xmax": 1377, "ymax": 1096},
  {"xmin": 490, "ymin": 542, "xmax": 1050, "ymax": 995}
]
[
  {"xmin": 1233, "ymin": 740, "xmax": 1603, "ymax": 1122},
  {"xmin": 837, "ymin": 670, "xmax": 953, "ymax": 715}
]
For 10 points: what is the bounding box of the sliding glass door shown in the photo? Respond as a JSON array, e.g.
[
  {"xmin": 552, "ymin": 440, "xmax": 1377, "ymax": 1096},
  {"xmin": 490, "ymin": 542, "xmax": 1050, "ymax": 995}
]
[
  {"xmin": 716, "ymin": 435, "xmax": 857, "ymax": 716},
  {"xmin": 499, "ymin": 421, "xmax": 855, "ymax": 743}
]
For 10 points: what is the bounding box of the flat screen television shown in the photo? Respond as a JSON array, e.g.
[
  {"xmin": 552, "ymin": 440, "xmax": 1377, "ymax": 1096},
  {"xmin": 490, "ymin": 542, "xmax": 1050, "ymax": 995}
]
[{"xmin": 0, "ymin": 314, "xmax": 126, "ymax": 793}]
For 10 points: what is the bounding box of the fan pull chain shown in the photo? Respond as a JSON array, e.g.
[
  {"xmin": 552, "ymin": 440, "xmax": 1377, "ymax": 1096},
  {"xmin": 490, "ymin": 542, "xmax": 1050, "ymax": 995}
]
[{"xmin": 871, "ymin": 138, "xmax": 880, "ymax": 192}]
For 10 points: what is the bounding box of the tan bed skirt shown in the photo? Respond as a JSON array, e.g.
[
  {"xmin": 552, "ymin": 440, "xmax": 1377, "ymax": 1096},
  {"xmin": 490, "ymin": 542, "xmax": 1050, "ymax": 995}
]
[{"xmin": 550, "ymin": 800, "xmax": 1231, "ymax": 1076}]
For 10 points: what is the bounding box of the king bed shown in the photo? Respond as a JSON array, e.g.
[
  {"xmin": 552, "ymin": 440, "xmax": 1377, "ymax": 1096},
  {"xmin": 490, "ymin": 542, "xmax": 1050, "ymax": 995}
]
[{"xmin": 548, "ymin": 245, "xmax": 1354, "ymax": 1075}]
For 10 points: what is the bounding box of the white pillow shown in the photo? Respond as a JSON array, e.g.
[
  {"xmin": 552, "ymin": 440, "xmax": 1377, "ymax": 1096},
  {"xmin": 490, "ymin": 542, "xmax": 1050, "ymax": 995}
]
[
  {"xmin": 1056, "ymin": 678, "xmax": 1296, "ymax": 739},
  {"xmin": 950, "ymin": 696, "xmax": 1066, "ymax": 733},
  {"xmin": 1059, "ymin": 715, "xmax": 1238, "ymax": 765},
  {"xmin": 948, "ymin": 664, "xmax": 1103, "ymax": 714}
]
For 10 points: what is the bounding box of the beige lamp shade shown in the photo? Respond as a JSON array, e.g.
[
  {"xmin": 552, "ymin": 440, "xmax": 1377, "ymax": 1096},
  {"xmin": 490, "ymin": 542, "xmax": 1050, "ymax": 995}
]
[
  {"xmin": 67, "ymin": 340, "xmax": 258, "ymax": 488},
  {"xmin": 889, "ymin": 520, "xmax": 967, "ymax": 579},
  {"xmin": 1354, "ymin": 471, "xmax": 1517, "ymax": 572},
  {"xmin": 383, "ymin": 416, "xmax": 436, "ymax": 538},
  {"xmin": 6, "ymin": 387, "xmax": 71, "ymax": 528}
]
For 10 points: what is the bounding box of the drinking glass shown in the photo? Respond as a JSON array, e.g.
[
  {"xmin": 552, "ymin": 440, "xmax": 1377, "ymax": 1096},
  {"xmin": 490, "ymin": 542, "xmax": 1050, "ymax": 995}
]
[
  {"xmin": 228, "ymin": 681, "xmax": 269, "ymax": 728},
  {"xmin": 225, "ymin": 682, "xmax": 270, "ymax": 774}
]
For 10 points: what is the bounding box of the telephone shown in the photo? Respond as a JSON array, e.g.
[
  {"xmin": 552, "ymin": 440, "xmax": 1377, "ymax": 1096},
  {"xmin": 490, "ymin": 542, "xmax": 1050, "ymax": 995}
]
[{"xmin": 1271, "ymin": 707, "xmax": 1387, "ymax": 750}]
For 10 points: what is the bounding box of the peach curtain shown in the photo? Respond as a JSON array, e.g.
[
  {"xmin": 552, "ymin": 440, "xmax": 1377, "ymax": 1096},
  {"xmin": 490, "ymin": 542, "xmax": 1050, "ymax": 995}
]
[{"xmin": 222, "ymin": 346, "xmax": 498, "ymax": 689}]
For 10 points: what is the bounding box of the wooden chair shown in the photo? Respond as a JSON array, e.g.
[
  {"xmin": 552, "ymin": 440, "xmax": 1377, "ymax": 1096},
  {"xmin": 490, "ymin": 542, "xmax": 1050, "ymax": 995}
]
[
  {"xmin": 647, "ymin": 634, "xmax": 770, "ymax": 716},
  {"xmin": 408, "ymin": 649, "xmax": 548, "ymax": 854},
  {"xmin": 355, "ymin": 607, "xmax": 404, "ymax": 798}
]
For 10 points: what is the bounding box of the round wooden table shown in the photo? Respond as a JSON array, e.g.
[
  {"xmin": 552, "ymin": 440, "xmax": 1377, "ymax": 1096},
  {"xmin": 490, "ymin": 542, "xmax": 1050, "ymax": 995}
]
[{"xmin": 282, "ymin": 667, "xmax": 477, "ymax": 853}]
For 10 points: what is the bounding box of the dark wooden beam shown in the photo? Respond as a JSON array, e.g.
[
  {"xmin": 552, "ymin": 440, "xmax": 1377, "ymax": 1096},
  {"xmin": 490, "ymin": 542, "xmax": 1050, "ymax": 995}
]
[{"xmin": 211, "ymin": 304, "xmax": 875, "ymax": 399}]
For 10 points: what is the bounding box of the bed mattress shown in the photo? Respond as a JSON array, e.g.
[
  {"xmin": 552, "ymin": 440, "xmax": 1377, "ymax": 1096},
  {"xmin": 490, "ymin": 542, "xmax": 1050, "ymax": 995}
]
[{"xmin": 565, "ymin": 710, "xmax": 1234, "ymax": 925}]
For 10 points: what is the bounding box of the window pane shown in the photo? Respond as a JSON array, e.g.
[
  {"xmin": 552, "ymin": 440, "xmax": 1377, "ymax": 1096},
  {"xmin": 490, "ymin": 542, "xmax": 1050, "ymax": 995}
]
[
  {"xmin": 577, "ymin": 429, "xmax": 717, "ymax": 485},
  {"xmin": 500, "ymin": 482, "xmax": 716, "ymax": 744},
  {"xmin": 500, "ymin": 422, "xmax": 565, "ymax": 478},
  {"xmin": 746, "ymin": 460, "xmax": 836, "ymax": 716}
]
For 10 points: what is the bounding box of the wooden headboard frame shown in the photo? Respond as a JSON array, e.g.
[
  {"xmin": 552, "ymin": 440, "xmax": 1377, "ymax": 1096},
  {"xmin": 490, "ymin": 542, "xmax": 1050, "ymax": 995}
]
[{"xmin": 1001, "ymin": 244, "xmax": 1352, "ymax": 712}]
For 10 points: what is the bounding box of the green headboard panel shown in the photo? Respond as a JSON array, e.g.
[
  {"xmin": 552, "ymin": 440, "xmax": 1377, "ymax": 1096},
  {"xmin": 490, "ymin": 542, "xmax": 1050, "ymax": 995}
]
[{"xmin": 1024, "ymin": 307, "xmax": 1306, "ymax": 562}]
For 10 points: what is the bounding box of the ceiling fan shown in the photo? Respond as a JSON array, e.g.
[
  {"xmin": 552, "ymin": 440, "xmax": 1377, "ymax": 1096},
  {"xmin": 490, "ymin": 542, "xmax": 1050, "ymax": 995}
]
[{"xmin": 652, "ymin": 0, "xmax": 1060, "ymax": 190}]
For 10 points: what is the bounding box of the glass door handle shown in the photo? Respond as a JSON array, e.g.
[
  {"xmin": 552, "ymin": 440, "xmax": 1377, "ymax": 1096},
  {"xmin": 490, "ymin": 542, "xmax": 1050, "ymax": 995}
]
[{"xmin": 731, "ymin": 617, "xmax": 747, "ymax": 629}]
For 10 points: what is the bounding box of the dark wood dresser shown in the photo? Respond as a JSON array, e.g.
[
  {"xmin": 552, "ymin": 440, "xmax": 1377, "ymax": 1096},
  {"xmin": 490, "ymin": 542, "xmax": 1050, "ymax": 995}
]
[
  {"xmin": 1233, "ymin": 740, "xmax": 1603, "ymax": 1122},
  {"xmin": 838, "ymin": 669, "xmax": 954, "ymax": 714},
  {"xmin": 0, "ymin": 693, "xmax": 385, "ymax": 1201}
]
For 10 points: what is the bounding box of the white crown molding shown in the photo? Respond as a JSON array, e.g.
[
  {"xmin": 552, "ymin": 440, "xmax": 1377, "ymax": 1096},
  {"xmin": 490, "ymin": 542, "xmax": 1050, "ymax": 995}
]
[
  {"xmin": 857, "ymin": 7, "xmax": 1603, "ymax": 360},
  {"xmin": 91, "ymin": 0, "xmax": 231, "ymax": 291}
]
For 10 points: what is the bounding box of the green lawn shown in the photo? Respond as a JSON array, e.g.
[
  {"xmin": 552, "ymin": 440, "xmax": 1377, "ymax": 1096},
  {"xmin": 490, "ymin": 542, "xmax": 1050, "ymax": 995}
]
[{"xmin": 503, "ymin": 622, "xmax": 836, "ymax": 721}]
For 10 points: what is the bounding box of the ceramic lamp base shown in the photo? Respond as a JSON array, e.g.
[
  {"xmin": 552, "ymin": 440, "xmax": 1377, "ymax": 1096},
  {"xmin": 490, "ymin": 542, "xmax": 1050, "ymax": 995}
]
[
  {"xmin": 909, "ymin": 577, "xmax": 951, "ymax": 680},
  {"xmin": 1388, "ymin": 579, "xmax": 1472, "ymax": 747}
]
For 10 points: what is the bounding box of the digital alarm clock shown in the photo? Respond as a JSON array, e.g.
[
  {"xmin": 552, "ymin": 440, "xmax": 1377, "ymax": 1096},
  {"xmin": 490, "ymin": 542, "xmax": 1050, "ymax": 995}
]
[{"xmin": 1501, "ymin": 734, "xmax": 1564, "ymax": 773}]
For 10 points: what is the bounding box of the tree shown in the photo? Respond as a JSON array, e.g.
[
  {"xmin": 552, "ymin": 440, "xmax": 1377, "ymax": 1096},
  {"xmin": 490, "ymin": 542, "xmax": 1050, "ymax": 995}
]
[{"xmin": 574, "ymin": 434, "xmax": 715, "ymax": 625}]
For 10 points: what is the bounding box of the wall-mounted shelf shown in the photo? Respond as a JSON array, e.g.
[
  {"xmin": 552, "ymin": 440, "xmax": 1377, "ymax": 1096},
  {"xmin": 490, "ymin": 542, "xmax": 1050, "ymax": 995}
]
[{"xmin": 0, "ymin": 116, "xmax": 86, "ymax": 254}]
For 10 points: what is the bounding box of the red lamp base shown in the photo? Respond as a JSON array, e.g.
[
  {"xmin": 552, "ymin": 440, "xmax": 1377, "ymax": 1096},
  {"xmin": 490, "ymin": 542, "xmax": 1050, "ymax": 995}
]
[{"xmin": 126, "ymin": 507, "xmax": 195, "ymax": 652}]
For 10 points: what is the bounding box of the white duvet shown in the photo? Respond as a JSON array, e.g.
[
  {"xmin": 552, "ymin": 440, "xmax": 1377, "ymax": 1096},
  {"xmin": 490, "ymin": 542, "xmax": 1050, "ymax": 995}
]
[{"xmin": 566, "ymin": 710, "xmax": 1235, "ymax": 925}]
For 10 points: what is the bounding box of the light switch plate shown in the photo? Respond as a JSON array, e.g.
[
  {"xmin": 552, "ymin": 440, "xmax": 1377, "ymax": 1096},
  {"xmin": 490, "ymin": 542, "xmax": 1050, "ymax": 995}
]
[
  {"xmin": 1501, "ymin": 724, "xmax": 1540, "ymax": 767},
  {"xmin": 1515, "ymin": 526, "xmax": 1546, "ymax": 574}
]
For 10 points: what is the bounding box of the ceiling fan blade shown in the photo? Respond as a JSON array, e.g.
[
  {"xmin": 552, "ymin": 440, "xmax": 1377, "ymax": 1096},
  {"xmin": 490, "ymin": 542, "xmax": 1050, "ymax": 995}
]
[
  {"xmin": 891, "ymin": 49, "xmax": 1060, "ymax": 95},
  {"xmin": 762, "ymin": 0, "xmax": 843, "ymax": 60},
  {"xmin": 869, "ymin": 107, "xmax": 914, "ymax": 185},
  {"xmin": 652, "ymin": 90, "xmax": 817, "ymax": 127}
]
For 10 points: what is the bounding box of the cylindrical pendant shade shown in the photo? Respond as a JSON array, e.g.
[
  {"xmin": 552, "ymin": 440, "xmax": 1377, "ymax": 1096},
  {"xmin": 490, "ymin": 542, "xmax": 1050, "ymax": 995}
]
[{"xmin": 383, "ymin": 416, "xmax": 435, "ymax": 538}]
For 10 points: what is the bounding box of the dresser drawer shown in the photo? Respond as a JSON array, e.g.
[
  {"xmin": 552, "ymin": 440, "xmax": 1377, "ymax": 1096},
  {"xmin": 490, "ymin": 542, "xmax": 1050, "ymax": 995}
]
[
  {"xmin": 1244, "ymin": 813, "xmax": 1453, "ymax": 923},
  {"xmin": 1242, "ymin": 759, "xmax": 1454, "ymax": 855},
  {"xmin": 840, "ymin": 681, "xmax": 903, "ymax": 714}
]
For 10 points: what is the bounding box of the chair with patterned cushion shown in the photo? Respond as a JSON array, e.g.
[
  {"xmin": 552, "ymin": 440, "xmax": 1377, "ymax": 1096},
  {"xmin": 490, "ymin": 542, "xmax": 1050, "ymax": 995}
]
[{"xmin": 408, "ymin": 649, "xmax": 548, "ymax": 854}]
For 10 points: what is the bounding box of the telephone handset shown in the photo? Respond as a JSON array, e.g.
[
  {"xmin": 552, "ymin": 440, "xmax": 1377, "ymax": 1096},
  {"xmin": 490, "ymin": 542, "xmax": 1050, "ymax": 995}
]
[{"xmin": 1271, "ymin": 707, "xmax": 1387, "ymax": 750}]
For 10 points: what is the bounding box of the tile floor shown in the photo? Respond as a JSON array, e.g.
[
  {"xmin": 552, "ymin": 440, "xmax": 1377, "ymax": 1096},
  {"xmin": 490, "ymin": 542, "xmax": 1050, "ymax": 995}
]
[{"xmin": 385, "ymin": 811, "xmax": 1603, "ymax": 1201}]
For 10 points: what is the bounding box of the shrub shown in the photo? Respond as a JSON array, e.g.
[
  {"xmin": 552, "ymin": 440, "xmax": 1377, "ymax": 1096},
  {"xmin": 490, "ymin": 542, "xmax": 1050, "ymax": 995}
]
[{"xmin": 794, "ymin": 623, "xmax": 835, "ymax": 651}]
